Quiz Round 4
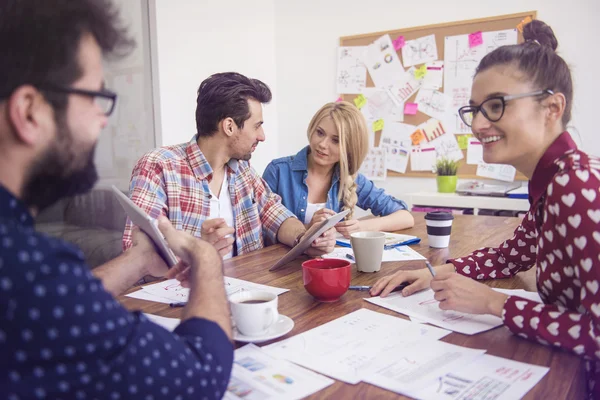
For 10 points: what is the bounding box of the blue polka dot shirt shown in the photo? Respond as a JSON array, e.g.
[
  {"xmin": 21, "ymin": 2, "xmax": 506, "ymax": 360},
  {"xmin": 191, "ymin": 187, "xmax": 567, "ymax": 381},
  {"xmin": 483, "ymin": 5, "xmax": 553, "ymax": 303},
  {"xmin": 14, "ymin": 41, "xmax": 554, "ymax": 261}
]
[{"xmin": 0, "ymin": 186, "xmax": 234, "ymax": 400}]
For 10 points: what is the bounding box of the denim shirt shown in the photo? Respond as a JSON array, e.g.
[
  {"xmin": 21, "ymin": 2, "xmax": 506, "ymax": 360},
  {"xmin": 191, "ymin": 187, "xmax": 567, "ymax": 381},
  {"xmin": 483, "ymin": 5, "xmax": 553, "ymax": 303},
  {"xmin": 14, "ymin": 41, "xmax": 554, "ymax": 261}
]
[{"xmin": 263, "ymin": 146, "xmax": 408, "ymax": 223}]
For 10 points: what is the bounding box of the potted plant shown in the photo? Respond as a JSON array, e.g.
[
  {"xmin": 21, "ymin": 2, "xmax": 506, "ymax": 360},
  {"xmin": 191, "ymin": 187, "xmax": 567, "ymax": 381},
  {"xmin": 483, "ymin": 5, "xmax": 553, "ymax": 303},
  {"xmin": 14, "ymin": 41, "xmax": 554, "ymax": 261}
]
[{"xmin": 434, "ymin": 158, "xmax": 459, "ymax": 193}]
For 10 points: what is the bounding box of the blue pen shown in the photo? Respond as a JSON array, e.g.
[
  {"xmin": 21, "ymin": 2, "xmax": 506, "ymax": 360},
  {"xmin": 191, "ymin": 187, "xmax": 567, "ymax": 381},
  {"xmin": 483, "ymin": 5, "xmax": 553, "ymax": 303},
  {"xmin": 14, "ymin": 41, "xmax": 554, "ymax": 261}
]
[
  {"xmin": 384, "ymin": 238, "xmax": 421, "ymax": 250},
  {"xmin": 345, "ymin": 254, "xmax": 355, "ymax": 261},
  {"xmin": 425, "ymin": 261, "xmax": 436, "ymax": 277}
]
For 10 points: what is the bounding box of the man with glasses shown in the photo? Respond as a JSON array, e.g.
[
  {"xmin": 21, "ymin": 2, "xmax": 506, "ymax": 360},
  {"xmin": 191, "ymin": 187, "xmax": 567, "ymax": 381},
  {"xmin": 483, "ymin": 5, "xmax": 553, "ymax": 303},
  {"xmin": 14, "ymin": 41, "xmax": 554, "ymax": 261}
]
[{"xmin": 0, "ymin": 1, "xmax": 234, "ymax": 399}]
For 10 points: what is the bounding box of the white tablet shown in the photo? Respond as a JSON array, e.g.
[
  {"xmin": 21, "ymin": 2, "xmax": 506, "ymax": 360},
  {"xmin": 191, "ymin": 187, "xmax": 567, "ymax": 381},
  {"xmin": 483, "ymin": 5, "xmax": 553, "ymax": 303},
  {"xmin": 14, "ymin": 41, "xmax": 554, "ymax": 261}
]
[
  {"xmin": 269, "ymin": 209, "xmax": 350, "ymax": 271},
  {"xmin": 111, "ymin": 186, "xmax": 178, "ymax": 267}
]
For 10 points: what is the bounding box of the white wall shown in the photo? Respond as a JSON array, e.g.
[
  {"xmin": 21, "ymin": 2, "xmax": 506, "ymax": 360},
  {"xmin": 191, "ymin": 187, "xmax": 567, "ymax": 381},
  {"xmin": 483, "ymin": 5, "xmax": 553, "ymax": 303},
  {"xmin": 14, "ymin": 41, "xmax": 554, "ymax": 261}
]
[
  {"xmin": 152, "ymin": 0, "xmax": 279, "ymax": 174},
  {"xmin": 274, "ymin": 0, "xmax": 600, "ymax": 200}
]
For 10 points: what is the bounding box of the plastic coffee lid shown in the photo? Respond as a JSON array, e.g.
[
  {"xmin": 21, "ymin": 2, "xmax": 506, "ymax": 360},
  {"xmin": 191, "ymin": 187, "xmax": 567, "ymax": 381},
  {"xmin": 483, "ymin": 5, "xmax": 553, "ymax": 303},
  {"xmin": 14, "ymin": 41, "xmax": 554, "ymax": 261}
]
[{"xmin": 424, "ymin": 211, "xmax": 454, "ymax": 221}]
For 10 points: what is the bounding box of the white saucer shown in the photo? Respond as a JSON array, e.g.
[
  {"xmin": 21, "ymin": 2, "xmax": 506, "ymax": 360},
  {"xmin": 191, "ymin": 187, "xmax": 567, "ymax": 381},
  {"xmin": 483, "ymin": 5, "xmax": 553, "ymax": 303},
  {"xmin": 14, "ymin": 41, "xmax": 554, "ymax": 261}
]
[{"xmin": 233, "ymin": 315, "xmax": 294, "ymax": 343}]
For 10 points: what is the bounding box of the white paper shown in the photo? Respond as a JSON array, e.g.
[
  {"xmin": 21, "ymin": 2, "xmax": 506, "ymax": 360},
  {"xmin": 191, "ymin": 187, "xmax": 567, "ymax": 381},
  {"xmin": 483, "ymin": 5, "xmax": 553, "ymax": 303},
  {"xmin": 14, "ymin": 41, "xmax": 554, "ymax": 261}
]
[
  {"xmin": 410, "ymin": 146, "xmax": 437, "ymax": 171},
  {"xmin": 366, "ymin": 288, "xmax": 504, "ymax": 335},
  {"xmin": 361, "ymin": 88, "xmax": 404, "ymax": 122},
  {"xmin": 476, "ymin": 163, "xmax": 517, "ymax": 182},
  {"xmin": 359, "ymin": 147, "xmax": 387, "ymax": 181},
  {"xmin": 225, "ymin": 344, "xmax": 334, "ymax": 400},
  {"xmin": 336, "ymin": 232, "xmax": 419, "ymax": 247},
  {"xmin": 390, "ymin": 67, "xmax": 423, "ymax": 103},
  {"xmin": 362, "ymin": 341, "xmax": 486, "ymax": 398},
  {"xmin": 467, "ymin": 137, "xmax": 483, "ymax": 164},
  {"xmin": 262, "ymin": 309, "xmax": 450, "ymax": 384},
  {"xmin": 401, "ymin": 34, "xmax": 439, "ymax": 67},
  {"xmin": 337, "ymin": 46, "xmax": 368, "ymax": 94},
  {"xmin": 381, "ymin": 143, "xmax": 410, "ymax": 173},
  {"xmin": 412, "ymin": 354, "xmax": 549, "ymax": 400},
  {"xmin": 380, "ymin": 122, "xmax": 415, "ymax": 147},
  {"xmin": 361, "ymin": 34, "xmax": 408, "ymax": 89},
  {"xmin": 127, "ymin": 278, "xmax": 289, "ymax": 304},
  {"xmin": 322, "ymin": 245, "xmax": 426, "ymax": 263},
  {"xmin": 429, "ymin": 133, "xmax": 464, "ymax": 162},
  {"xmin": 143, "ymin": 313, "xmax": 180, "ymax": 331},
  {"xmin": 420, "ymin": 118, "xmax": 449, "ymax": 143},
  {"xmin": 415, "ymin": 88, "xmax": 454, "ymax": 122},
  {"xmin": 422, "ymin": 61, "xmax": 444, "ymax": 89}
]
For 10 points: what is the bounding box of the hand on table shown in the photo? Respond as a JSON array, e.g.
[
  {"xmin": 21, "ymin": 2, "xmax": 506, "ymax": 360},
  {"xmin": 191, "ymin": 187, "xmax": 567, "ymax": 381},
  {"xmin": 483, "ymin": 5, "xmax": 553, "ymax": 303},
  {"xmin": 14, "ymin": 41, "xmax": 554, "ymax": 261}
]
[
  {"xmin": 370, "ymin": 263, "xmax": 456, "ymax": 297},
  {"xmin": 201, "ymin": 218, "xmax": 235, "ymax": 257}
]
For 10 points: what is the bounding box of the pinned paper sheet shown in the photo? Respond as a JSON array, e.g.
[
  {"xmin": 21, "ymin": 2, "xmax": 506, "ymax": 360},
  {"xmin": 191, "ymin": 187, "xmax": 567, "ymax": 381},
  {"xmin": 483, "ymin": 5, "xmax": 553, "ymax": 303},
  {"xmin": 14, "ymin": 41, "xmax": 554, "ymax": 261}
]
[
  {"xmin": 457, "ymin": 134, "xmax": 472, "ymax": 150},
  {"xmin": 337, "ymin": 46, "xmax": 367, "ymax": 94},
  {"xmin": 466, "ymin": 137, "xmax": 483, "ymax": 164},
  {"xmin": 468, "ymin": 31, "xmax": 483, "ymax": 48},
  {"xmin": 381, "ymin": 122, "xmax": 416, "ymax": 146},
  {"xmin": 422, "ymin": 61, "xmax": 444, "ymax": 89},
  {"xmin": 476, "ymin": 163, "xmax": 516, "ymax": 182},
  {"xmin": 393, "ymin": 35, "xmax": 405, "ymax": 50},
  {"xmin": 414, "ymin": 89, "xmax": 453, "ymax": 121},
  {"xmin": 402, "ymin": 34, "xmax": 438, "ymax": 67},
  {"xmin": 517, "ymin": 16, "xmax": 533, "ymax": 33},
  {"xmin": 430, "ymin": 133, "xmax": 463, "ymax": 162},
  {"xmin": 404, "ymin": 102, "xmax": 418, "ymax": 115},
  {"xmin": 414, "ymin": 64, "xmax": 427, "ymax": 80},
  {"xmin": 410, "ymin": 146, "xmax": 437, "ymax": 171},
  {"xmin": 361, "ymin": 88, "xmax": 404, "ymax": 121},
  {"xmin": 410, "ymin": 129, "xmax": 425, "ymax": 145},
  {"xmin": 420, "ymin": 118, "xmax": 447, "ymax": 142},
  {"xmin": 382, "ymin": 143, "xmax": 410, "ymax": 173},
  {"xmin": 359, "ymin": 147, "xmax": 387, "ymax": 181},
  {"xmin": 372, "ymin": 119, "xmax": 384, "ymax": 132},
  {"xmin": 354, "ymin": 94, "xmax": 367, "ymax": 109},
  {"xmin": 390, "ymin": 66, "xmax": 423, "ymax": 103},
  {"xmin": 361, "ymin": 34, "xmax": 408, "ymax": 88}
]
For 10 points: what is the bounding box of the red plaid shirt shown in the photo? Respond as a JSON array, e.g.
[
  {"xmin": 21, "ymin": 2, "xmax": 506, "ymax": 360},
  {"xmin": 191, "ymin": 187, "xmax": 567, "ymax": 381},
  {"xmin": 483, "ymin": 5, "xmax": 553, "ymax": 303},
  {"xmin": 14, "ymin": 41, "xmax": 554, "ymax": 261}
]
[{"xmin": 123, "ymin": 135, "xmax": 295, "ymax": 256}]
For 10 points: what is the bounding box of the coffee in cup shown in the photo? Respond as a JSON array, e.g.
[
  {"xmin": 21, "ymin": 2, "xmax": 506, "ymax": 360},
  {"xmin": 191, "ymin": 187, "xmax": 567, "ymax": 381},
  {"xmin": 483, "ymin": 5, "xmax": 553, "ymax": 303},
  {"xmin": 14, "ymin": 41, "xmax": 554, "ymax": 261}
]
[
  {"xmin": 229, "ymin": 290, "xmax": 279, "ymax": 336},
  {"xmin": 350, "ymin": 231, "xmax": 386, "ymax": 272},
  {"xmin": 424, "ymin": 211, "xmax": 454, "ymax": 248}
]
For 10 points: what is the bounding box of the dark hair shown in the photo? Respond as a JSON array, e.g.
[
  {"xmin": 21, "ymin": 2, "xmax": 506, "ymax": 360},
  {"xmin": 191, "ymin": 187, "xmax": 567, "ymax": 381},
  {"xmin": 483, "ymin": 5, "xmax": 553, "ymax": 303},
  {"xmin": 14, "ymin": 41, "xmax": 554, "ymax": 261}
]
[
  {"xmin": 0, "ymin": 0, "xmax": 134, "ymax": 110},
  {"xmin": 195, "ymin": 72, "xmax": 272, "ymax": 137},
  {"xmin": 476, "ymin": 20, "xmax": 573, "ymax": 126}
]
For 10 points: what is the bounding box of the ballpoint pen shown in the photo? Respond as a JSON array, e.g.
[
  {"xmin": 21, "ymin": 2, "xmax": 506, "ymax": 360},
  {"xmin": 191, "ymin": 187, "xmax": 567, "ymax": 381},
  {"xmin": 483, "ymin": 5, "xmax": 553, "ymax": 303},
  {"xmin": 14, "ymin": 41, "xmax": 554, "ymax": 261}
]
[
  {"xmin": 349, "ymin": 282, "xmax": 409, "ymax": 293},
  {"xmin": 425, "ymin": 260, "xmax": 436, "ymax": 277},
  {"xmin": 383, "ymin": 237, "xmax": 421, "ymax": 250},
  {"xmin": 169, "ymin": 302, "xmax": 186, "ymax": 307},
  {"xmin": 345, "ymin": 254, "xmax": 355, "ymax": 261}
]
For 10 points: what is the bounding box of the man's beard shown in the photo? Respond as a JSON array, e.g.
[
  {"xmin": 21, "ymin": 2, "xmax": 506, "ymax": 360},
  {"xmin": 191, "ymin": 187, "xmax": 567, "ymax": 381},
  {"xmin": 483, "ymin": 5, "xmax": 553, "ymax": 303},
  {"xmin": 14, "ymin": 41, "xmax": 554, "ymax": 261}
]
[{"xmin": 21, "ymin": 114, "xmax": 98, "ymax": 213}]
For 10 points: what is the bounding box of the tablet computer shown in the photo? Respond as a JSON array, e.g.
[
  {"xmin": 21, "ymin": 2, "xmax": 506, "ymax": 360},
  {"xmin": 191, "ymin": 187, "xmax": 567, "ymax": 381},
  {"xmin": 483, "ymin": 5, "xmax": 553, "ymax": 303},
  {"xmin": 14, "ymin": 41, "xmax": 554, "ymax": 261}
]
[
  {"xmin": 269, "ymin": 209, "xmax": 350, "ymax": 271},
  {"xmin": 111, "ymin": 186, "xmax": 178, "ymax": 267}
]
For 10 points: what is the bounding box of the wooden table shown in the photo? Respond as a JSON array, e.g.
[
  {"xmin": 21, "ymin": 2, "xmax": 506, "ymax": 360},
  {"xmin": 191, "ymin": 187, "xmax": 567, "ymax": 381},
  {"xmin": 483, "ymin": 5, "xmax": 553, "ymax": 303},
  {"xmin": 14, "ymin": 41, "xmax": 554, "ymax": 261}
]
[{"xmin": 119, "ymin": 213, "xmax": 585, "ymax": 399}]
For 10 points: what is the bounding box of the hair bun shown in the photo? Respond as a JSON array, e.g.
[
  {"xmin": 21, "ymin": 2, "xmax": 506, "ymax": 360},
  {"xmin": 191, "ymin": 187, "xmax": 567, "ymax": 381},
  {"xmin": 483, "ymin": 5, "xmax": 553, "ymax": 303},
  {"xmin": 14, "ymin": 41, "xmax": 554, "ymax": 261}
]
[{"xmin": 523, "ymin": 19, "xmax": 558, "ymax": 51}]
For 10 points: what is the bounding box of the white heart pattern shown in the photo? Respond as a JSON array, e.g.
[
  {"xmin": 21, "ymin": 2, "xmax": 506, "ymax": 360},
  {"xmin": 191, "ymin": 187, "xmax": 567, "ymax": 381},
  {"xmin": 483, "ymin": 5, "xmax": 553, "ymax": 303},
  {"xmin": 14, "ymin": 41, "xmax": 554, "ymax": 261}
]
[
  {"xmin": 476, "ymin": 252, "xmax": 484, "ymax": 258},
  {"xmin": 517, "ymin": 240, "xmax": 525, "ymax": 247},
  {"xmin": 557, "ymin": 224, "xmax": 567, "ymax": 238},
  {"xmin": 502, "ymin": 268, "xmax": 511, "ymax": 276},
  {"xmin": 489, "ymin": 270, "xmax": 497, "ymax": 278},
  {"xmin": 576, "ymin": 169, "xmax": 590, "ymax": 182},
  {"xmin": 588, "ymin": 209, "xmax": 600, "ymax": 224},
  {"xmin": 582, "ymin": 188, "xmax": 597, "ymax": 202},
  {"xmin": 485, "ymin": 259, "xmax": 494, "ymax": 268},
  {"xmin": 587, "ymin": 280, "xmax": 599, "ymax": 295},
  {"xmin": 568, "ymin": 325, "xmax": 581, "ymax": 340},
  {"xmin": 549, "ymin": 311, "xmax": 562, "ymax": 319},
  {"xmin": 547, "ymin": 183, "xmax": 553, "ymax": 197},
  {"xmin": 533, "ymin": 303, "xmax": 544, "ymax": 313},
  {"xmin": 530, "ymin": 245, "xmax": 537, "ymax": 253},
  {"xmin": 581, "ymin": 258, "xmax": 593, "ymax": 273},
  {"xmin": 574, "ymin": 345, "xmax": 585, "ymax": 355},
  {"xmin": 563, "ymin": 287, "xmax": 574, "ymax": 300},
  {"xmin": 515, "ymin": 301, "xmax": 527, "ymax": 311},
  {"xmin": 544, "ymin": 280, "xmax": 553, "ymax": 291},
  {"xmin": 563, "ymin": 266, "xmax": 574, "ymax": 277},
  {"xmin": 569, "ymin": 314, "xmax": 582, "ymax": 322},
  {"xmin": 568, "ymin": 214, "xmax": 582, "ymax": 229},
  {"xmin": 555, "ymin": 174, "xmax": 570, "ymax": 187},
  {"xmin": 551, "ymin": 272, "xmax": 561, "ymax": 283},
  {"xmin": 544, "ymin": 231, "xmax": 554, "ymax": 243},
  {"xmin": 513, "ymin": 316, "xmax": 524, "ymax": 329},
  {"xmin": 594, "ymin": 232, "xmax": 600, "ymax": 245},
  {"xmin": 521, "ymin": 255, "xmax": 531, "ymax": 262},
  {"xmin": 539, "ymin": 261, "xmax": 548, "ymax": 272},
  {"xmin": 561, "ymin": 193, "xmax": 576, "ymax": 208},
  {"xmin": 575, "ymin": 236, "xmax": 587, "ymax": 251},
  {"xmin": 462, "ymin": 266, "xmax": 471, "ymax": 274},
  {"xmin": 592, "ymin": 303, "xmax": 600, "ymax": 317},
  {"xmin": 530, "ymin": 317, "xmax": 539, "ymax": 330},
  {"xmin": 547, "ymin": 253, "xmax": 555, "ymax": 265},
  {"xmin": 553, "ymin": 249, "xmax": 563, "ymax": 260},
  {"xmin": 539, "ymin": 238, "xmax": 544, "ymax": 249},
  {"xmin": 488, "ymin": 249, "xmax": 497, "ymax": 254},
  {"xmin": 566, "ymin": 245, "xmax": 573, "ymax": 259},
  {"xmin": 547, "ymin": 322, "xmax": 560, "ymax": 336},
  {"xmin": 510, "ymin": 248, "xmax": 519, "ymax": 257},
  {"xmin": 549, "ymin": 203, "xmax": 560, "ymax": 216}
]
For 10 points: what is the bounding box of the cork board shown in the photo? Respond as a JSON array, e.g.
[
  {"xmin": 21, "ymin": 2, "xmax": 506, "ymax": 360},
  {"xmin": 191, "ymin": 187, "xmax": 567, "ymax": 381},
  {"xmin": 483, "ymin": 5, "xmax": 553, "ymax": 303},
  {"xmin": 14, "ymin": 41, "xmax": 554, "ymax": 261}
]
[{"xmin": 340, "ymin": 11, "xmax": 537, "ymax": 181}]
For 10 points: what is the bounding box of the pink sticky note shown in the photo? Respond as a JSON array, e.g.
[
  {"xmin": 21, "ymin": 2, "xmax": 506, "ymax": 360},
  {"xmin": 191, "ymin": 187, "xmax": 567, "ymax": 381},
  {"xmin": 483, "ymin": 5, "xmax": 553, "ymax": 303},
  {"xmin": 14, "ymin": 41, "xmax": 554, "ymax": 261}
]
[
  {"xmin": 404, "ymin": 102, "xmax": 418, "ymax": 115},
  {"xmin": 336, "ymin": 97, "xmax": 343, "ymax": 102},
  {"xmin": 393, "ymin": 35, "xmax": 405, "ymax": 51},
  {"xmin": 469, "ymin": 31, "xmax": 483, "ymax": 48}
]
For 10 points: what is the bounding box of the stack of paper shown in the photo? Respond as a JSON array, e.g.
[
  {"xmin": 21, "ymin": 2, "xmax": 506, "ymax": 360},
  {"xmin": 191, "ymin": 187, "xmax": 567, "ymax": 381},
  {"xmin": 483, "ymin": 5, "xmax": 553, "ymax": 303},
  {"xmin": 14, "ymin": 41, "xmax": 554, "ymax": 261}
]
[{"xmin": 323, "ymin": 246, "xmax": 425, "ymax": 262}]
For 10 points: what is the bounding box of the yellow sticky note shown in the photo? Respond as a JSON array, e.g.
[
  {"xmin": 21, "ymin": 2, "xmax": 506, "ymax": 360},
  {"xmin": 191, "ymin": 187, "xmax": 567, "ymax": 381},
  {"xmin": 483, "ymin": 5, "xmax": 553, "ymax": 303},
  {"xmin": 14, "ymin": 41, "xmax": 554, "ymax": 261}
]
[
  {"xmin": 517, "ymin": 16, "xmax": 533, "ymax": 33},
  {"xmin": 457, "ymin": 134, "xmax": 472, "ymax": 150},
  {"xmin": 354, "ymin": 94, "xmax": 367, "ymax": 109},
  {"xmin": 372, "ymin": 119, "xmax": 384, "ymax": 132},
  {"xmin": 414, "ymin": 64, "xmax": 427, "ymax": 80}
]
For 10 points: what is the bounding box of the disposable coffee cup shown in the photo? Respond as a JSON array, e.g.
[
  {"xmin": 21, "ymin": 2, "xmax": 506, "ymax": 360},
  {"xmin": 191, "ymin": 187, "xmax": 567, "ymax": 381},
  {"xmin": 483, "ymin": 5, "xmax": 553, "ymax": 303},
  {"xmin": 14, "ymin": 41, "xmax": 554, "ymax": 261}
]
[
  {"xmin": 350, "ymin": 231, "xmax": 386, "ymax": 272},
  {"xmin": 424, "ymin": 211, "xmax": 454, "ymax": 248},
  {"xmin": 229, "ymin": 290, "xmax": 279, "ymax": 336}
]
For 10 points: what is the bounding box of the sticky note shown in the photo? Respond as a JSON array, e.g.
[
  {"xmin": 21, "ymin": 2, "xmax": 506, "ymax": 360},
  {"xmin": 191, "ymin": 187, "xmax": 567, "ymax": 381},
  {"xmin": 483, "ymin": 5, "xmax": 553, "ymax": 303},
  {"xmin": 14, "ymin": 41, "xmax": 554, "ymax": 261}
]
[
  {"xmin": 410, "ymin": 129, "xmax": 425, "ymax": 145},
  {"xmin": 414, "ymin": 64, "xmax": 427, "ymax": 80},
  {"xmin": 457, "ymin": 134, "xmax": 472, "ymax": 150},
  {"xmin": 404, "ymin": 102, "xmax": 418, "ymax": 115},
  {"xmin": 336, "ymin": 96, "xmax": 343, "ymax": 102},
  {"xmin": 354, "ymin": 94, "xmax": 367, "ymax": 110},
  {"xmin": 469, "ymin": 31, "xmax": 483, "ymax": 48},
  {"xmin": 372, "ymin": 119, "xmax": 384, "ymax": 132},
  {"xmin": 393, "ymin": 35, "xmax": 405, "ymax": 50},
  {"xmin": 517, "ymin": 16, "xmax": 533, "ymax": 33}
]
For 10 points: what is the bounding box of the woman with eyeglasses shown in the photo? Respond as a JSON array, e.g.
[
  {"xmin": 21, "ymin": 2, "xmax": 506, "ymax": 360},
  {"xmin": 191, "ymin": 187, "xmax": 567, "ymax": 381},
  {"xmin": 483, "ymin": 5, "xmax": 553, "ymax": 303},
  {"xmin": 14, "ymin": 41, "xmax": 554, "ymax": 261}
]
[{"xmin": 372, "ymin": 20, "xmax": 600, "ymax": 396}]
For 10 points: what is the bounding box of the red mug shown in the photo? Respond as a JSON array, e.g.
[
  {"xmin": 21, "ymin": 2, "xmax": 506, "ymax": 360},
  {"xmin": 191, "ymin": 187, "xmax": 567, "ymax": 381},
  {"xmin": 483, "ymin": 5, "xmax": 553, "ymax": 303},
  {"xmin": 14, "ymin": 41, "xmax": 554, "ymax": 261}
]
[{"xmin": 302, "ymin": 259, "xmax": 352, "ymax": 302}]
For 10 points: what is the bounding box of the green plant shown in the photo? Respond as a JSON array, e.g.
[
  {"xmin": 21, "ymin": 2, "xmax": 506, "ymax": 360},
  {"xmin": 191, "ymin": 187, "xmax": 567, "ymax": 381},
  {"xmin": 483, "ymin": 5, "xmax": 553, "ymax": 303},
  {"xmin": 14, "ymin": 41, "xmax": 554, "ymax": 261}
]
[{"xmin": 434, "ymin": 158, "xmax": 459, "ymax": 176}]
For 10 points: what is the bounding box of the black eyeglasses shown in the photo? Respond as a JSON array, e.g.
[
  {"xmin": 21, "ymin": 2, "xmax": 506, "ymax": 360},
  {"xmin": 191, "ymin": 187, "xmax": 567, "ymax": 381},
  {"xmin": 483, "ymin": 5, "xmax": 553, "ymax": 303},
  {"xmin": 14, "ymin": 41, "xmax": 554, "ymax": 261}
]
[
  {"xmin": 458, "ymin": 89, "xmax": 554, "ymax": 127},
  {"xmin": 37, "ymin": 84, "xmax": 118, "ymax": 116}
]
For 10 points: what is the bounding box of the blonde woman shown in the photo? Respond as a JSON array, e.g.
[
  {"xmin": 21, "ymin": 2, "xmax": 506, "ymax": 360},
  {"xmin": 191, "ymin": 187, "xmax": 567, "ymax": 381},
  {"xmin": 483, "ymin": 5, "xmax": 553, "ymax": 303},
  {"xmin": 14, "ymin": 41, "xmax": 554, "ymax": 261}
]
[{"xmin": 263, "ymin": 101, "xmax": 414, "ymax": 238}]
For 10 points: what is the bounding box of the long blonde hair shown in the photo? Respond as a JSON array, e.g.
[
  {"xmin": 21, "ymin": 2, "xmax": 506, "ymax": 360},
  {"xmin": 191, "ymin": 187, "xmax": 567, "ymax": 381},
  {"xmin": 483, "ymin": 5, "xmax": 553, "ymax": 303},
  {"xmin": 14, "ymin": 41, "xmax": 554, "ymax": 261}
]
[{"xmin": 307, "ymin": 101, "xmax": 369, "ymax": 219}]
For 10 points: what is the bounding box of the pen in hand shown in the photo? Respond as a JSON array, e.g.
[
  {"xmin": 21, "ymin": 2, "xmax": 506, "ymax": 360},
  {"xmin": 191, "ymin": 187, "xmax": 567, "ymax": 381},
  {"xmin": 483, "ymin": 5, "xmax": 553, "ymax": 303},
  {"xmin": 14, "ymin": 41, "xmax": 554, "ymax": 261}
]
[
  {"xmin": 425, "ymin": 261, "xmax": 436, "ymax": 277},
  {"xmin": 349, "ymin": 282, "xmax": 409, "ymax": 295}
]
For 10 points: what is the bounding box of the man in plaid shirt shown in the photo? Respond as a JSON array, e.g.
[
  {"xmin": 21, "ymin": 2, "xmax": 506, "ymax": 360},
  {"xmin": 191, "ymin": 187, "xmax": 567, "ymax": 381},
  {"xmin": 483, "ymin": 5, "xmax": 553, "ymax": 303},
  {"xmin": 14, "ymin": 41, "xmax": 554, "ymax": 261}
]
[{"xmin": 123, "ymin": 72, "xmax": 336, "ymax": 260}]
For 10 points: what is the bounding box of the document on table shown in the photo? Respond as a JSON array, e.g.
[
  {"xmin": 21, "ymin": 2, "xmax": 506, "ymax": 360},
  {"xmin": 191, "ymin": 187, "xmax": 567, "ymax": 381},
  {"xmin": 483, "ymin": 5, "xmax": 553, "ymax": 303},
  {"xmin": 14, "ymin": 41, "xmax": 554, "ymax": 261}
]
[
  {"xmin": 143, "ymin": 313, "xmax": 180, "ymax": 331},
  {"xmin": 262, "ymin": 308, "xmax": 450, "ymax": 384},
  {"xmin": 126, "ymin": 278, "xmax": 288, "ymax": 304},
  {"xmin": 362, "ymin": 340, "xmax": 486, "ymax": 398},
  {"xmin": 366, "ymin": 289, "xmax": 503, "ymax": 335},
  {"xmin": 411, "ymin": 354, "xmax": 549, "ymax": 400},
  {"xmin": 225, "ymin": 344, "xmax": 334, "ymax": 400},
  {"xmin": 322, "ymin": 246, "xmax": 426, "ymax": 262}
]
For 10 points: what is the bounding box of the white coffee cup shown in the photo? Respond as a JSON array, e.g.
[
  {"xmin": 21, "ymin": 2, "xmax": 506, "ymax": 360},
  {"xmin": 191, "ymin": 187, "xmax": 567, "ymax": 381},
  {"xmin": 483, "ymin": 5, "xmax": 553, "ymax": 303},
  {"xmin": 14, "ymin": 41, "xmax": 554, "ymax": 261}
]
[
  {"xmin": 350, "ymin": 231, "xmax": 386, "ymax": 273},
  {"xmin": 425, "ymin": 211, "xmax": 454, "ymax": 248},
  {"xmin": 229, "ymin": 290, "xmax": 279, "ymax": 336}
]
